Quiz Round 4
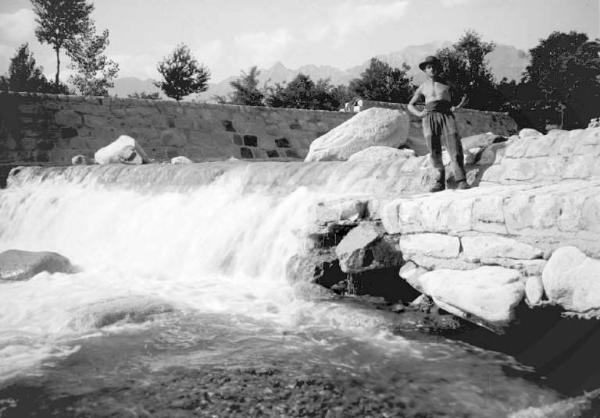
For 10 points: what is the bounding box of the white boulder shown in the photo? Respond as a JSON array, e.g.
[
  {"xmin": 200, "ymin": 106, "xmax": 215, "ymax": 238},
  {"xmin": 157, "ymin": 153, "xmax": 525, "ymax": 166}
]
[
  {"xmin": 542, "ymin": 246, "xmax": 600, "ymax": 313},
  {"xmin": 171, "ymin": 156, "xmax": 193, "ymax": 164},
  {"xmin": 304, "ymin": 107, "xmax": 410, "ymax": 162},
  {"xmin": 406, "ymin": 266, "xmax": 525, "ymax": 329},
  {"xmin": 94, "ymin": 135, "xmax": 150, "ymax": 165}
]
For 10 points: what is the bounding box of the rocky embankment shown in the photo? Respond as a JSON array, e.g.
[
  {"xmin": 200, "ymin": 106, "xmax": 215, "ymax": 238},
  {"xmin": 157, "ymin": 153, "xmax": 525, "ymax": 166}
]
[{"xmin": 288, "ymin": 126, "xmax": 600, "ymax": 333}]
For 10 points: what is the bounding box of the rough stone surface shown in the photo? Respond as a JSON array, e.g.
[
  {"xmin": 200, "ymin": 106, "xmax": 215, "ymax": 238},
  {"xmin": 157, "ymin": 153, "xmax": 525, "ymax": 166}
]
[
  {"xmin": 304, "ymin": 107, "xmax": 410, "ymax": 162},
  {"xmin": 399, "ymin": 233, "xmax": 461, "ymax": 259},
  {"xmin": 347, "ymin": 146, "xmax": 415, "ymax": 163},
  {"xmin": 461, "ymin": 234, "xmax": 543, "ymax": 261},
  {"xmin": 406, "ymin": 266, "xmax": 525, "ymax": 328},
  {"xmin": 542, "ymin": 246, "xmax": 600, "ymax": 314},
  {"xmin": 0, "ymin": 249, "xmax": 74, "ymax": 281},
  {"xmin": 381, "ymin": 180, "xmax": 600, "ymax": 258},
  {"xmin": 481, "ymin": 127, "xmax": 600, "ymax": 185},
  {"xmin": 94, "ymin": 135, "xmax": 150, "ymax": 165}
]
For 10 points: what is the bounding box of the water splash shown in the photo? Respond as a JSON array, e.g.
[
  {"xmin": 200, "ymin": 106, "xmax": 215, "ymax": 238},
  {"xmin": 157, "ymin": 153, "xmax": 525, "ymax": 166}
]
[{"xmin": 0, "ymin": 161, "xmax": 420, "ymax": 380}]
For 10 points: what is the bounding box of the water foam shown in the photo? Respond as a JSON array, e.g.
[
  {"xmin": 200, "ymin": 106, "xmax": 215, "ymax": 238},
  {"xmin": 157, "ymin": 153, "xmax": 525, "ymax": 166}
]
[{"xmin": 0, "ymin": 162, "xmax": 416, "ymax": 380}]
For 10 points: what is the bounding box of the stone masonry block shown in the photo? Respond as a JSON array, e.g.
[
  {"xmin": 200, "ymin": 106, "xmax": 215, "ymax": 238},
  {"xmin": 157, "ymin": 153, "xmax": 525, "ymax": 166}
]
[
  {"xmin": 399, "ymin": 233, "xmax": 460, "ymax": 259},
  {"xmin": 461, "ymin": 234, "xmax": 543, "ymax": 261}
]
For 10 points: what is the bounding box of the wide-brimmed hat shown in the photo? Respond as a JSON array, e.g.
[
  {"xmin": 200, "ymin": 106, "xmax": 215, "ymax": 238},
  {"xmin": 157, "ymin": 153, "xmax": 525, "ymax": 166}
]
[{"xmin": 418, "ymin": 56, "xmax": 442, "ymax": 71}]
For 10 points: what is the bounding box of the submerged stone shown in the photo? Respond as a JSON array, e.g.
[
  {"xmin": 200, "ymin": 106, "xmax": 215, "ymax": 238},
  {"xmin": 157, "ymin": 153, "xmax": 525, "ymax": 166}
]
[
  {"xmin": 0, "ymin": 249, "xmax": 74, "ymax": 281},
  {"xmin": 71, "ymin": 295, "xmax": 174, "ymax": 329}
]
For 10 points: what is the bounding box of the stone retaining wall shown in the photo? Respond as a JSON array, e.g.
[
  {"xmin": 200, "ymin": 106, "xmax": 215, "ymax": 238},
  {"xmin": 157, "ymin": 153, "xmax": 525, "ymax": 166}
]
[
  {"xmin": 0, "ymin": 92, "xmax": 352, "ymax": 165},
  {"xmin": 0, "ymin": 92, "xmax": 518, "ymax": 167}
]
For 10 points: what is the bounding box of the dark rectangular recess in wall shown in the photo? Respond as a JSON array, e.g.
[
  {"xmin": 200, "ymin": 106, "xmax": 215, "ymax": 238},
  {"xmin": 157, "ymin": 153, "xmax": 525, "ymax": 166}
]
[
  {"xmin": 240, "ymin": 147, "xmax": 253, "ymax": 159},
  {"xmin": 243, "ymin": 135, "xmax": 258, "ymax": 147},
  {"xmin": 275, "ymin": 137, "xmax": 290, "ymax": 148}
]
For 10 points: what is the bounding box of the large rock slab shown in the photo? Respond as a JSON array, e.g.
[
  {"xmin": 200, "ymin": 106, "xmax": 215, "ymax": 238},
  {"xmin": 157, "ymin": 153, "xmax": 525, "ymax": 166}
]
[
  {"xmin": 0, "ymin": 249, "xmax": 74, "ymax": 281},
  {"xmin": 94, "ymin": 135, "xmax": 151, "ymax": 165},
  {"xmin": 542, "ymin": 246, "xmax": 600, "ymax": 315},
  {"xmin": 335, "ymin": 223, "xmax": 401, "ymax": 273},
  {"xmin": 304, "ymin": 107, "xmax": 409, "ymax": 162},
  {"xmin": 405, "ymin": 266, "xmax": 525, "ymax": 329}
]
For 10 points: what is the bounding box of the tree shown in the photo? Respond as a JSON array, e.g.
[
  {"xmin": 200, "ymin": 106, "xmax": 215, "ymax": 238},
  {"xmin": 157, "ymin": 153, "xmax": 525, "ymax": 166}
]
[
  {"xmin": 435, "ymin": 30, "xmax": 502, "ymax": 110},
  {"xmin": 228, "ymin": 66, "xmax": 265, "ymax": 106},
  {"xmin": 127, "ymin": 91, "xmax": 161, "ymax": 100},
  {"xmin": 522, "ymin": 31, "xmax": 600, "ymax": 128},
  {"xmin": 31, "ymin": 0, "xmax": 94, "ymax": 86},
  {"xmin": 348, "ymin": 58, "xmax": 413, "ymax": 103},
  {"xmin": 155, "ymin": 44, "xmax": 210, "ymax": 101},
  {"xmin": 66, "ymin": 25, "xmax": 119, "ymax": 96},
  {"xmin": 0, "ymin": 43, "xmax": 51, "ymax": 92},
  {"xmin": 264, "ymin": 73, "xmax": 342, "ymax": 110}
]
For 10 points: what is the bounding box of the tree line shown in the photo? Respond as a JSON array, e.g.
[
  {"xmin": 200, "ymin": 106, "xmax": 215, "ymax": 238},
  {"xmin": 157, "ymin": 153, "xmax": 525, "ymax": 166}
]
[
  {"xmin": 1, "ymin": 0, "xmax": 598, "ymax": 130},
  {"xmin": 214, "ymin": 30, "xmax": 600, "ymax": 131}
]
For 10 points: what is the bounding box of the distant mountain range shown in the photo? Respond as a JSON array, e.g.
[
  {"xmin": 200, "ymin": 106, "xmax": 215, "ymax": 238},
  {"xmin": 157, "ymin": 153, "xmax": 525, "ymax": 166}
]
[{"xmin": 109, "ymin": 42, "xmax": 529, "ymax": 102}]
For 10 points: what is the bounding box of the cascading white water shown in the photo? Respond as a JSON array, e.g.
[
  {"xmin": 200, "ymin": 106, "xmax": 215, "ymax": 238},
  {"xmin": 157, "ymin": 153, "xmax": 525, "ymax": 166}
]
[
  {"xmin": 0, "ymin": 163, "xmax": 572, "ymax": 416},
  {"xmin": 0, "ymin": 162, "xmax": 416, "ymax": 381}
]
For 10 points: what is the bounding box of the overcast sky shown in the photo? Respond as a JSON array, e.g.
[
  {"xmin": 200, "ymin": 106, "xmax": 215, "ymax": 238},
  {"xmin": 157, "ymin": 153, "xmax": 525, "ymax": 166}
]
[{"xmin": 0, "ymin": 0, "xmax": 598, "ymax": 82}]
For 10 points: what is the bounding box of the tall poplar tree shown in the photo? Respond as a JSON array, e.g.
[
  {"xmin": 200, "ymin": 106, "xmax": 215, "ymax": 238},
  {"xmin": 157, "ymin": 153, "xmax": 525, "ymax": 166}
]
[{"xmin": 31, "ymin": 0, "xmax": 94, "ymax": 86}]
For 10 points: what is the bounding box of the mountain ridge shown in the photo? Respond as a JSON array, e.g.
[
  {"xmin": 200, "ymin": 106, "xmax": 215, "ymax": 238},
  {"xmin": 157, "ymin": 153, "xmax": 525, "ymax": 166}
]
[{"xmin": 109, "ymin": 42, "xmax": 529, "ymax": 102}]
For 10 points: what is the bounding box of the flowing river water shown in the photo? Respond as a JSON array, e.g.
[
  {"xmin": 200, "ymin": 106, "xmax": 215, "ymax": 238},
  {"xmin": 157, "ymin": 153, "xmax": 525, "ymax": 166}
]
[{"xmin": 0, "ymin": 162, "xmax": 596, "ymax": 417}]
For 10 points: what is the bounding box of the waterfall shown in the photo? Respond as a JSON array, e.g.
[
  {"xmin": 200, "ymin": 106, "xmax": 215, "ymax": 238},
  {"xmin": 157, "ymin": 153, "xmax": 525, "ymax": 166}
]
[{"xmin": 0, "ymin": 161, "xmax": 417, "ymax": 380}]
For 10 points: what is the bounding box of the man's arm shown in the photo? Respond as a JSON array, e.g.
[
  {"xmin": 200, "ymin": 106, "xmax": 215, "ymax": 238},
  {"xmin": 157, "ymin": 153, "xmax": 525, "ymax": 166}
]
[
  {"xmin": 449, "ymin": 81, "xmax": 467, "ymax": 112},
  {"xmin": 451, "ymin": 93, "xmax": 467, "ymax": 112},
  {"xmin": 408, "ymin": 85, "xmax": 426, "ymax": 118}
]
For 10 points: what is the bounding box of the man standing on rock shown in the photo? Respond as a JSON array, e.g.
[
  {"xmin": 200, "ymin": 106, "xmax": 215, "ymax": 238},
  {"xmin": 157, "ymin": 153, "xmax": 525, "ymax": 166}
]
[{"xmin": 408, "ymin": 56, "xmax": 469, "ymax": 192}]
